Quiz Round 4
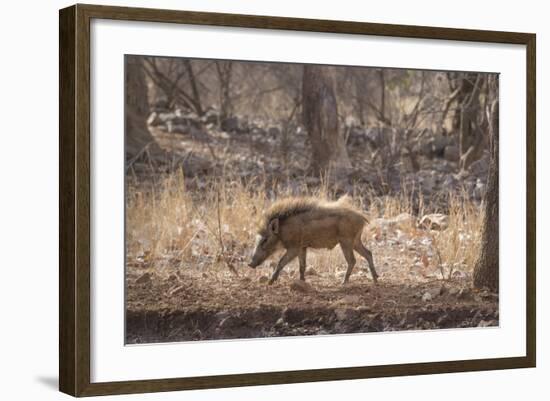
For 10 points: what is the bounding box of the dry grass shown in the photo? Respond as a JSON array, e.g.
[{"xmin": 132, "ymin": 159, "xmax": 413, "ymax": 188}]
[
  {"xmin": 126, "ymin": 169, "xmax": 483, "ymax": 282},
  {"xmin": 431, "ymin": 193, "xmax": 484, "ymax": 278}
]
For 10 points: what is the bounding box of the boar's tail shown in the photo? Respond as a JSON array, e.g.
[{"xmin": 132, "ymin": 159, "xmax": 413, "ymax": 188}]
[{"xmin": 334, "ymin": 195, "xmax": 369, "ymax": 224}]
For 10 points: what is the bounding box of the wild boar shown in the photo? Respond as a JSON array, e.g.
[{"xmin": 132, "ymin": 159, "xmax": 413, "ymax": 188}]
[{"xmin": 248, "ymin": 196, "xmax": 378, "ymax": 285}]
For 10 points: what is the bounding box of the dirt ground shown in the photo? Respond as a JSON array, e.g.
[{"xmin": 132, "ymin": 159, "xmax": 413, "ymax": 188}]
[
  {"xmin": 126, "ymin": 264, "xmax": 498, "ymax": 344},
  {"xmin": 125, "ymin": 107, "xmax": 497, "ymax": 344}
]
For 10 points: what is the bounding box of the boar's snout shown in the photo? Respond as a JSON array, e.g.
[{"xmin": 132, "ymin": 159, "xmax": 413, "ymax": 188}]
[
  {"xmin": 248, "ymin": 251, "xmax": 265, "ymax": 269},
  {"xmin": 249, "ymin": 218, "xmax": 280, "ymax": 269}
]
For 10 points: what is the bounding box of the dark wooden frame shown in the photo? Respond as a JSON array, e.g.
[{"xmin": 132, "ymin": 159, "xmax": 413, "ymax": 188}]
[{"xmin": 59, "ymin": 3, "xmax": 536, "ymax": 397}]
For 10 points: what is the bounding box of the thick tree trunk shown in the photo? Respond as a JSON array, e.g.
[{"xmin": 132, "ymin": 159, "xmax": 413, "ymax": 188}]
[
  {"xmin": 473, "ymin": 97, "xmax": 499, "ymax": 291},
  {"xmin": 125, "ymin": 56, "xmax": 162, "ymax": 161},
  {"xmin": 302, "ymin": 65, "xmax": 351, "ymax": 175}
]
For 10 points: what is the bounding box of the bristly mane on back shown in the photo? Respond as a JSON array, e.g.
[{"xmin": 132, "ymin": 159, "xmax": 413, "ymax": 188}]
[
  {"xmin": 260, "ymin": 197, "xmax": 319, "ymax": 230},
  {"xmin": 256, "ymin": 195, "xmax": 359, "ymax": 233}
]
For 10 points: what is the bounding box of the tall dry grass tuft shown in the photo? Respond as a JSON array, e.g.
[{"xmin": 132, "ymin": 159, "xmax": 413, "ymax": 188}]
[
  {"xmin": 430, "ymin": 192, "xmax": 484, "ymax": 278},
  {"xmin": 126, "ymin": 170, "xmax": 196, "ymax": 267}
]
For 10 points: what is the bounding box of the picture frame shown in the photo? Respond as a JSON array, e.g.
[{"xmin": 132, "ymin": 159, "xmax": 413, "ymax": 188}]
[{"xmin": 59, "ymin": 3, "xmax": 536, "ymax": 397}]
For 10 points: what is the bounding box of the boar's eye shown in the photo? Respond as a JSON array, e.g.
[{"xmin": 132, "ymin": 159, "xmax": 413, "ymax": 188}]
[{"xmin": 259, "ymin": 238, "xmax": 267, "ymax": 247}]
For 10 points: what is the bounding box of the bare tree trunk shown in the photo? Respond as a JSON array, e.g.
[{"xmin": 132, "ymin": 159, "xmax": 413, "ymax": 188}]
[
  {"xmin": 459, "ymin": 74, "xmax": 485, "ymax": 171},
  {"xmin": 449, "ymin": 72, "xmax": 474, "ymax": 133},
  {"xmin": 473, "ymin": 88, "xmax": 499, "ymax": 291},
  {"xmin": 183, "ymin": 60, "xmax": 204, "ymax": 116},
  {"xmin": 125, "ymin": 56, "xmax": 162, "ymax": 161},
  {"xmin": 378, "ymin": 69, "xmax": 386, "ymax": 123},
  {"xmin": 349, "ymin": 68, "xmax": 371, "ymax": 126},
  {"xmin": 302, "ymin": 65, "xmax": 351, "ymax": 174},
  {"xmin": 215, "ymin": 61, "xmax": 233, "ymax": 120},
  {"xmin": 448, "ymin": 72, "xmax": 485, "ymax": 172}
]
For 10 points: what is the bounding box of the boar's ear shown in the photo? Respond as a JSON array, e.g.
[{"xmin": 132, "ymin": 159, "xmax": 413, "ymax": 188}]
[{"xmin": 268, "ymin": 218, "xmax": 279, "ymax": 234}]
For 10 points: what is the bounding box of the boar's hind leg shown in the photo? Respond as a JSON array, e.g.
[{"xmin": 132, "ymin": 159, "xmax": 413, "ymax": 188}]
[
  {"xmin": 299, "ymin": 248, "xmax": 307, "ymax": 281},
  {"xmin": 269, "ymin": 248, "xmax": 300, "ymax": 285},
  {"xmin": 340, "ymin": 241, "xmax": 356, "ymax": 285},
  {"xmin": 354, "ymin": 241, "xmax": 378, "ymax": 283}
]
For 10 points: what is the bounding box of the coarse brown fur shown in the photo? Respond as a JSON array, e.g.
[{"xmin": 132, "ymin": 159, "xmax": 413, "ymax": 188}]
[
  {"xmin": 249, "ymin": 196, "xmax": 377, "ymax": 285},
  {"xmin": 257, "ymin": 196, "xmax": 367, "ymax": 234}
]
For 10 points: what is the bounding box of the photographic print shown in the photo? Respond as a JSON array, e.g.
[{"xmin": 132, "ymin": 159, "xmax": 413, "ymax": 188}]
[{"xmin": 124, "ymin": 55, "xmax": 499, "ymax": 345}]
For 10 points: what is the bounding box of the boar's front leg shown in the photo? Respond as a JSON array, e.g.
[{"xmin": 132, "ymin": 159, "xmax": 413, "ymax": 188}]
[
  {"xmin": 299, "ymin": 248, "xmax": 307, "ymax": 281},
  {"xmin": 269, "ymin": 248, "xmax": 300, "ymax": 285}
]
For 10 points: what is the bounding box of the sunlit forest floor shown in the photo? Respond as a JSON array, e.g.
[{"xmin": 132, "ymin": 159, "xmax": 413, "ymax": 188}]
[{"xmin": 125, "ymin": 117, "xmax": 498, "ymax": 344}]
